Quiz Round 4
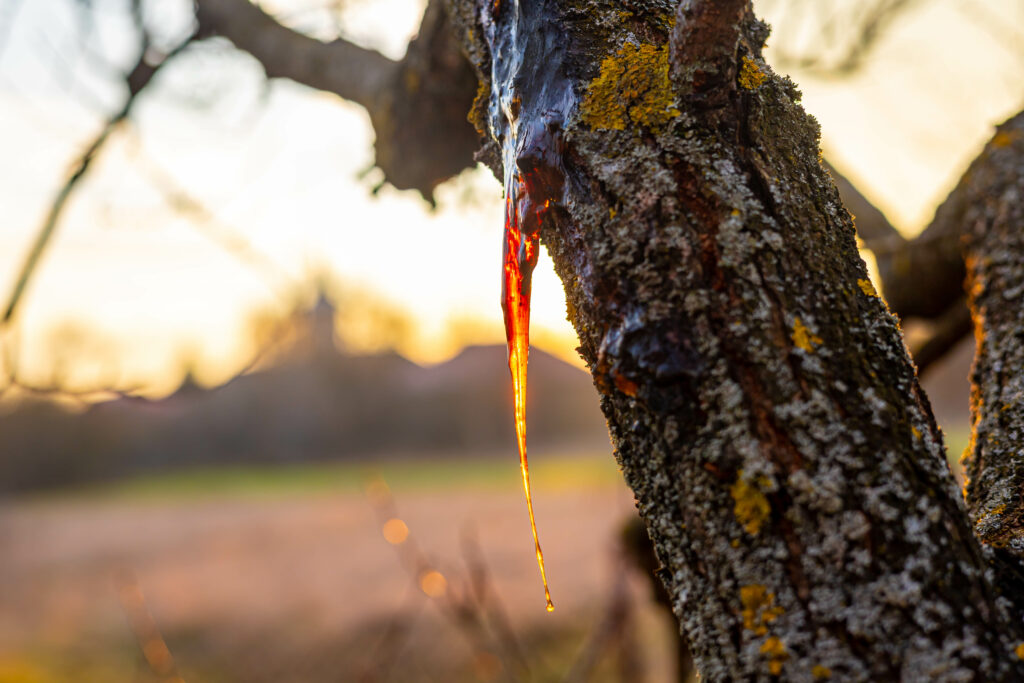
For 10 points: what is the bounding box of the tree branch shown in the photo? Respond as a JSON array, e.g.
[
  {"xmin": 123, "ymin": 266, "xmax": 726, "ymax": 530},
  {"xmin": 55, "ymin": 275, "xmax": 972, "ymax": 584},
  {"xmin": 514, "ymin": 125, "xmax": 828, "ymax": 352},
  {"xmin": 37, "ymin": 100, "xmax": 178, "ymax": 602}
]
[
  {"xmin": 823, "ymin": 160, "xmax": 902, "ymax": 249},
  {"xmin": 878, "ymin": 179, "xmax": 968, "ymax": 321},
  {"xmin": 769, "ymin": 0, "xmax": 924, "ymax": 77},
  {"xmin": 194, "ymin": 0, "xmax": 396, "ymax": 110},
  {"xmin": 822, "ymin": 157, "xmax": 967, "ymax": 323},
  {"xmin": 908, "ymin": 298, "xmax": 972, "ymax": 376},
  {"xmin": 671, "ymin": 0, "xmax": 749, "ymax": 95},
  {"xmin": 195, "ymin": 0, "xmax": 480, "ymax": 200},
  {"xmin": 960, "ymin": 112, "xmax": 1024, "ymax": 566},
  {"xmin": 823, "ymin": 160, "xmax": 971, "ymax": 374},
  {"xmin": 1, "ymin": 106, "xmax": 123, "ymax": 326}
]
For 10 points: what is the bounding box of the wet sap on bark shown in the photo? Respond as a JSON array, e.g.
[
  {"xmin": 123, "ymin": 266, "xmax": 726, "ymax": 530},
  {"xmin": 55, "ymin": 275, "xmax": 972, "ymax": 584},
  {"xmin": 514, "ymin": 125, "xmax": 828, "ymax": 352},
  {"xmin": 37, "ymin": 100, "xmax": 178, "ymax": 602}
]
[
  {"xmin": 484, "ymin": 0, "xmax": 575, "ymax": 614},
  {"xmin": 501, "ymin": 167, "xmax": 553, "ymax": 612}
]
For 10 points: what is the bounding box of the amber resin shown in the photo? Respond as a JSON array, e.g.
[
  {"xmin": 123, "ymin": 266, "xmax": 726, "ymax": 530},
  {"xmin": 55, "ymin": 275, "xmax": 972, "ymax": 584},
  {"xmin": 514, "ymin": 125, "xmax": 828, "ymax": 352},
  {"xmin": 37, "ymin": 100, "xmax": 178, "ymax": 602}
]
[{"xmin": 501, "ymin": 170, "xmax": 553, "ymax": 612}]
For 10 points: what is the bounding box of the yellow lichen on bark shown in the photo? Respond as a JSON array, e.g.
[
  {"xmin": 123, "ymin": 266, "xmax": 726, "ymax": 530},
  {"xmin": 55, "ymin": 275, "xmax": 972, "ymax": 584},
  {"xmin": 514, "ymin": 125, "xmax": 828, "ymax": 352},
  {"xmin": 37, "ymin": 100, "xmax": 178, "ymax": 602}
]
[
  {"xmin": 1016, "ymin": 642, "xmax": 1024, "ymax": 659},
  {"xmin": 738, "ymin": 56, "xmax": 767, "ymax": 90},
  {"xmin": 467, "ymin": 79, "xmax": 490, "ymax": 135},
  {"xmin": 857, "ymin": 278, "xmax": 879, "ymax": 298},
  {"xmin": 581, "ymin": 43, "xmax": 680, "ymax": 131},
  {"xmin": 740, "ymin": 584, "xmax": 785, "ymax": 635},
  {"xmin": 961, "ymin": 429, "xmax": 977, "ymax": 499},
  {"xmin": 731, "ymin": 472, "xmax": 771, "ymax": 535},
  {"xmin": 812, "ymin": 664, "xmax": 833, "ymax": 679},
  {"xmin": 976, "ymin": 504, "xmax": 1008, "ymax": 531},
  {"xmin": 792, "ymin": 317, "xmax": 823, "ymax": 352},
  {"xmin": 992, "ymin": 130, "xmax": 1020, "ymax": 148},
  {"xmin": 760, "ymin": 637, "xmax": 789, "ymax": 675}
]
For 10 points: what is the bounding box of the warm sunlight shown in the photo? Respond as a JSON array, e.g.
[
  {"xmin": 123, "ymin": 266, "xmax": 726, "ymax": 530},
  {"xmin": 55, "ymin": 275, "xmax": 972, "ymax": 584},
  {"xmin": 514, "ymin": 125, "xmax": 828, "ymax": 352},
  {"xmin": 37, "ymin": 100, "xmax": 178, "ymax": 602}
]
[
  {"xmin": 3, "ymin": 1, "xmax": 1023, "ymax": 680},
  {"xmin": 0, "ymin": 0, "xmax": 1020, "ymax": 397}
]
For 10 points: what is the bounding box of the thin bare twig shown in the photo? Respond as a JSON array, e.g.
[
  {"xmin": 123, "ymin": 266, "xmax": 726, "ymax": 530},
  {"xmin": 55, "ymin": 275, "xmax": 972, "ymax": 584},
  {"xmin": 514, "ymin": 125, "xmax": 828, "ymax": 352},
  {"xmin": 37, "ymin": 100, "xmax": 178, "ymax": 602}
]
[
  {"xmin": 127, "ymin": 143, "xmax": 298, "ymax": 293},
  {"xmin": 115, "ymin": 569, "xmax": 186, "ymax": 683},
  {"xmin": 0, "ymin": 31, "xmax": 197, "ymax": 328},
  {"xmin": 563, "ymin": 562, "xmax": 639, "ymax": 683},
  {"xmin": 910, "ymin": 301, "xmax": 973, "ymax": 378},
  {"xmin": 767, "ymin": 0, "xmax": 926, "ymax": 77},
  {"xmin": 2, "ymin": 103, "xmax": 125, "ymax": 327},
  {"xmin": 460, "ymin": 530, "xmax": 532, "ymax": 679},
  {"xmin": 364, "ymin": 478, "xmax": 531, "ymax": 682},
  {"xmin": 0, "ymin": 375, "xmax": 145, "ymax": 403},
  {"xmin": 356, "ymin": 578, "xmax": 428, "ymax": 683}
]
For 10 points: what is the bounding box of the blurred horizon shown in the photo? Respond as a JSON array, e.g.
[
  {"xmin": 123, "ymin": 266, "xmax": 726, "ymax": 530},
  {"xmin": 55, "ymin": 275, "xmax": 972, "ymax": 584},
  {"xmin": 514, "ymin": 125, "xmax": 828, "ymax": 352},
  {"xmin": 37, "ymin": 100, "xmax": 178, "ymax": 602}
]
[{"xmin": 0, "ymin": 291, "xmax": 617, "ymax": 494}]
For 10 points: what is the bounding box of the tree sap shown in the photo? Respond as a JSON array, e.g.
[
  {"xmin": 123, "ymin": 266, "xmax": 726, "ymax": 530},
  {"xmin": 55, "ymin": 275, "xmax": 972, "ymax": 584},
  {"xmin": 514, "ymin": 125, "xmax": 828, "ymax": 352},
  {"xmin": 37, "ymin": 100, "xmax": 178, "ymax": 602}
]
[
  {"xmin": 501, "ymin": 165, "xmax": 552, "ymax": 612},
  {"xmin": 485, "ymin": 0, "xmax": 575, "ymax": 613}
]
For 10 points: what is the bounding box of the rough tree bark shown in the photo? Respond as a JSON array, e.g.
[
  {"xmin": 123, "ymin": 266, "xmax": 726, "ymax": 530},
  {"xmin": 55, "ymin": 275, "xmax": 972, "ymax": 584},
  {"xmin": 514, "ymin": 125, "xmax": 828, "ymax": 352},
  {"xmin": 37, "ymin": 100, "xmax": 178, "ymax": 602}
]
[
  {"xmin": 962, "ymin": 115, "xmax": 1024, "ymax": 563},
  {"xmin": 443, "ymin": 0, "xmax": 1024, "ymax": 679}
]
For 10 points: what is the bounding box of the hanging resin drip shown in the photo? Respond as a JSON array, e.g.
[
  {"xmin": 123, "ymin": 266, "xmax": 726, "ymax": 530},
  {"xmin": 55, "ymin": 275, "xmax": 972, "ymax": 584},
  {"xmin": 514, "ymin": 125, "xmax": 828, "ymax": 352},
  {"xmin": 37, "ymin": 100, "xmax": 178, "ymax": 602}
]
[
  {"xmin": 501, "ymin": 169, "xmax": 553, "ymax": 613},
  {"xmin": 483, "ymin": 0, "xmax": 574, "ymax": 616}
]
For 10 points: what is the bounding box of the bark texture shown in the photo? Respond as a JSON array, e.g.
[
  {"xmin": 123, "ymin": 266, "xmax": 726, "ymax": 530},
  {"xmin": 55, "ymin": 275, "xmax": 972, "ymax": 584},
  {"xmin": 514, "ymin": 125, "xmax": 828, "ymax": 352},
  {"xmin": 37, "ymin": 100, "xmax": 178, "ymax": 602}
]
[
  {"xmin": 962, "ymin": 113, "xmax": 1024, "ymax": 561},
  {"xmin": 448, "ymin": 0, "xmax": 1024, "ymax": 679}
]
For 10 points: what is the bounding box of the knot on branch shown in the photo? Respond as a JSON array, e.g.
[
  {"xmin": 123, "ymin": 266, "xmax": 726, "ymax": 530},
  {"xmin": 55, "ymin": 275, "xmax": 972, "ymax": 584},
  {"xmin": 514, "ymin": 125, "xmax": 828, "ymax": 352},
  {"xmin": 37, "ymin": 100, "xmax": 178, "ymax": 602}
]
[{"xmin": 670, "ymin": 0, "xmax": 753, "ymax": 96}]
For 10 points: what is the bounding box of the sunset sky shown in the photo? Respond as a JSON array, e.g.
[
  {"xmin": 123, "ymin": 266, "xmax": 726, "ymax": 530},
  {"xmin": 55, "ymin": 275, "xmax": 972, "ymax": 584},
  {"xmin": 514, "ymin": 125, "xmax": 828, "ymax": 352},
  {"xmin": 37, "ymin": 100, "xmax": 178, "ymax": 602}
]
[{"xmin": 0, "ymin": 0, "xmax": 1021, "ymax": 397}]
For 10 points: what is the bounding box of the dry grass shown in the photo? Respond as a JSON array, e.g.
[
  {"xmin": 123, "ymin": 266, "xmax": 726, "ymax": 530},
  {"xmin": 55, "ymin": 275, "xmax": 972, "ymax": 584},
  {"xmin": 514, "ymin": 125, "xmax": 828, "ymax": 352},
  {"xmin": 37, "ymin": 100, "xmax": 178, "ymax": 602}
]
[{"xmin": 0, "ymin": 457, "xmax": 678, "ymax": 682}]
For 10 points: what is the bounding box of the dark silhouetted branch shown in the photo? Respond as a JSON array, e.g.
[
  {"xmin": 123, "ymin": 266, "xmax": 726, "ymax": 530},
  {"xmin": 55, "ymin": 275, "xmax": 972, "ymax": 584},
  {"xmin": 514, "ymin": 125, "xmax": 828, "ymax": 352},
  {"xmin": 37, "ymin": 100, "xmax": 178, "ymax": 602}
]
[
  {"xmin": 769, "ymin": 0, "xmax": 925, "ymax": 77},
  {"xmin": 0, "ymin": 374, "xmax": 145, "ymax": 403},
  {"xmin": 195, "ymin": 0, "xmax": 480, "ymax": 199},
  {"xmin": 823, "ymin": 160, "xmax": 902, "ymax": 250},
  {"xmin": 194, "ymin": 0, "xmax": 395, "ymax": 110},
  {"xmin": 621, "ymin": 517, "xmax": 694, "ymax": 682},
  {"xmin": 877, "ymin": 181, "xmax": 968, "ymax": 320},
  {"xmin": 1, "ymin": 108, "xmax": 123, "ymax": 326},
  {"xmin": 824, "ymin": 157, "xmax": 965, "ymax": 323},
  {"xmin": 908, "ymin": 298, "xmax": 972, "ymax": 376}
]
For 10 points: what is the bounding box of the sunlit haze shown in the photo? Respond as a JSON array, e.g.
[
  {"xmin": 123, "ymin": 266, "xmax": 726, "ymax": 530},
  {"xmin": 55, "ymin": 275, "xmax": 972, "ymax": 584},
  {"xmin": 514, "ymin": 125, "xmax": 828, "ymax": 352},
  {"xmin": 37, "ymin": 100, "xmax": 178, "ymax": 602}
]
[{"xmin": 0, "ymin": 0, "xmax": 1021, "ymax": 397}]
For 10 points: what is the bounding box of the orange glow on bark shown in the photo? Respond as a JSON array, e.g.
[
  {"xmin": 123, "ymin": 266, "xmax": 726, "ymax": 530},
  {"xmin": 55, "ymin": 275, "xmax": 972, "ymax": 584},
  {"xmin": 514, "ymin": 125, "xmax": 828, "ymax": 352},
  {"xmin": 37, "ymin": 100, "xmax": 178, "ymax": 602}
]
[{"xmin": 501, "ymin": 171, "xmax": 553, "ymax": 613}]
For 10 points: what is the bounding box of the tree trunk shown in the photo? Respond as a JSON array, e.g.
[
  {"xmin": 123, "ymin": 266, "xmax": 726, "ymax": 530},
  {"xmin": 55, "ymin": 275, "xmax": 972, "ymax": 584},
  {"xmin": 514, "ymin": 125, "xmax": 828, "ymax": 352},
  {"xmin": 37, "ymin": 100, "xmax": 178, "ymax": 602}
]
[
  {"xmin": 962, "ymin": 114, "xmax": 1024, "ymax": 563},
  {"xmin": 447, "ymin": 0, "xmax": 1024, "ymax": 679}
]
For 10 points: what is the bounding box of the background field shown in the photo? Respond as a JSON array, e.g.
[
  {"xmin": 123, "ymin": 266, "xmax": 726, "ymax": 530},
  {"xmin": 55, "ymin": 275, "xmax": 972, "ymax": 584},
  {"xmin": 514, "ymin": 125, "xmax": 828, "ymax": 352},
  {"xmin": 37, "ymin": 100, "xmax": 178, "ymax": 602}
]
[{"xmin": 0, "ymin": 455, "xmax": 686, "ymax": 683}]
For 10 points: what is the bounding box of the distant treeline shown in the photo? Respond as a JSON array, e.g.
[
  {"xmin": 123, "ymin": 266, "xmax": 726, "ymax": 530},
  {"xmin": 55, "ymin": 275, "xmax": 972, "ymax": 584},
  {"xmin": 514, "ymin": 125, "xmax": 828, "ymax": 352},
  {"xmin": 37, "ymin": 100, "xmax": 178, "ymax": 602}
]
[{"xmin": 0, "ymin": 346, "xmax": 609, "ymax": 493}]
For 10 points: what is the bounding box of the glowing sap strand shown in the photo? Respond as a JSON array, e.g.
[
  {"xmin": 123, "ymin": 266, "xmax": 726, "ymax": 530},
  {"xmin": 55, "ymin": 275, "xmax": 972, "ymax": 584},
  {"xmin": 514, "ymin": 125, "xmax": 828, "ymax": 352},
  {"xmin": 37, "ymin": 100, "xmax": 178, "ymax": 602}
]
[
  {"xmin": 501, "ymin": 169, "xmax": 553, "ymax": 613},
  {"xmin": 485, "ymin": 0, "xmax": 573, "ymax": 614}
]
